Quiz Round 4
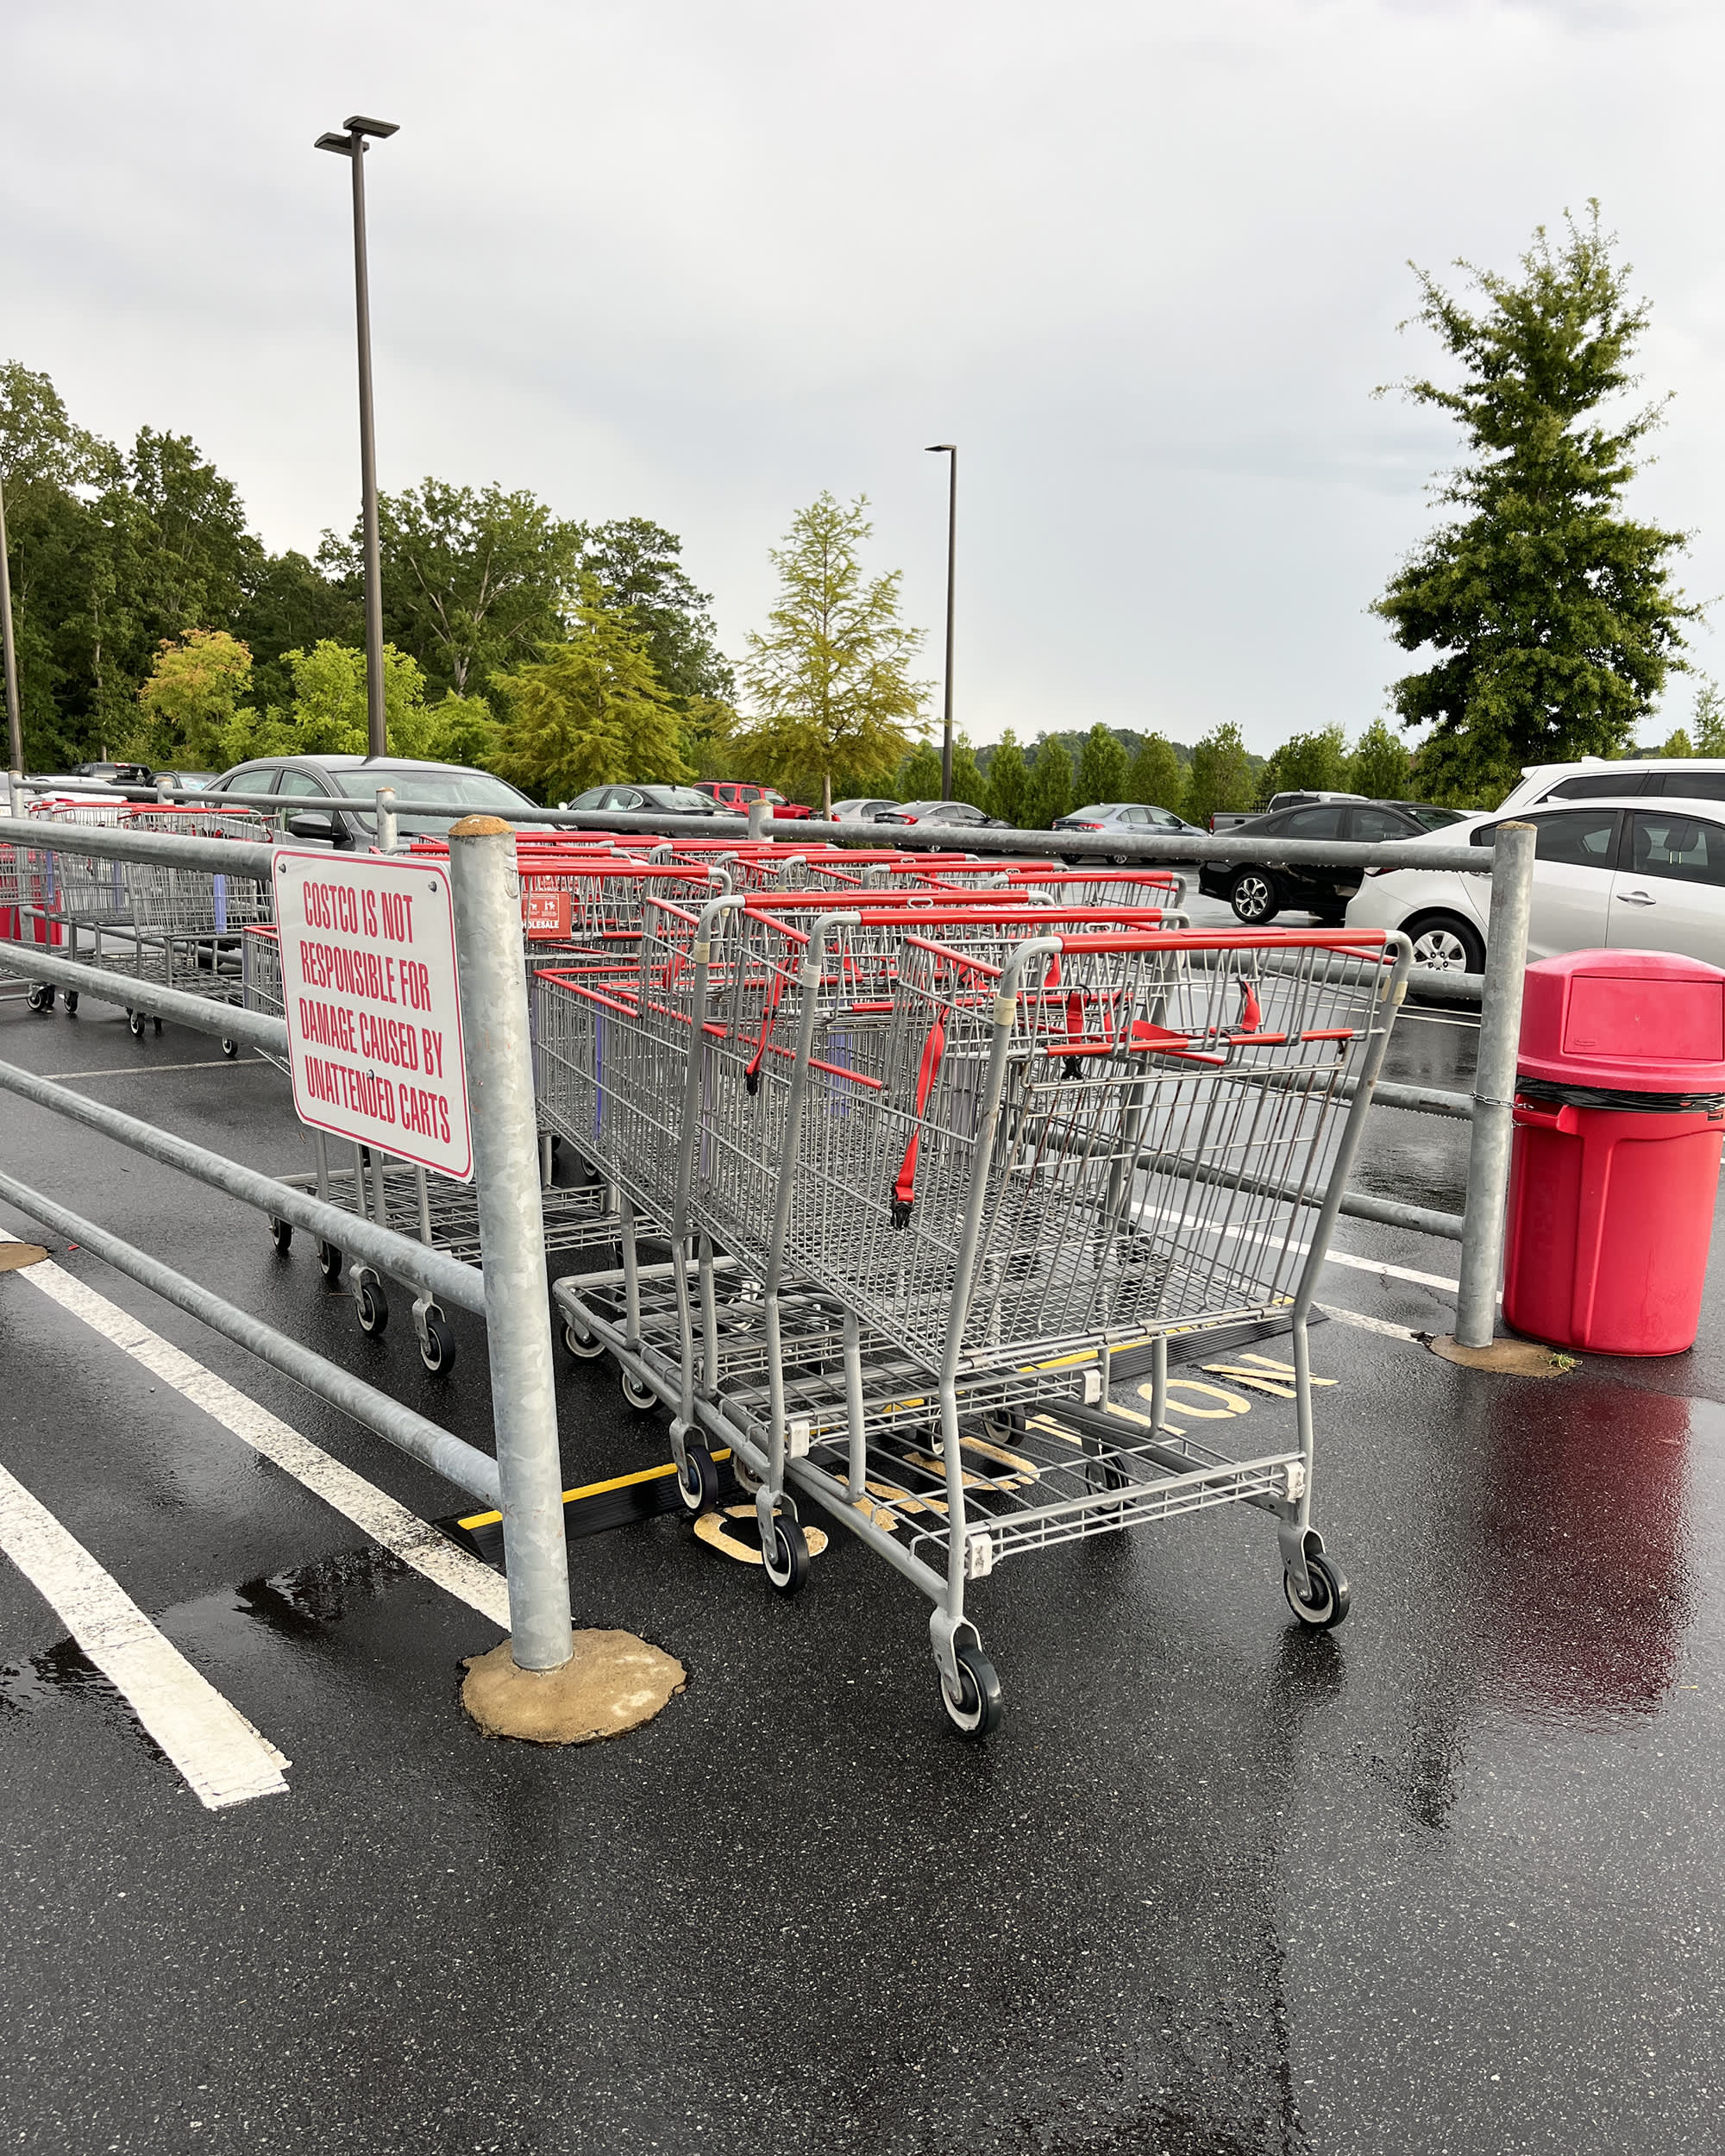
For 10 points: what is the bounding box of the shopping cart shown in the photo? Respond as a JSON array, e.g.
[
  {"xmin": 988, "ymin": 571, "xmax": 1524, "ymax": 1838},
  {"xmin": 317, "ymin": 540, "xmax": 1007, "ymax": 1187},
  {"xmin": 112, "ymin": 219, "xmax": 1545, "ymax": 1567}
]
[{"xmin": 543, "ymin": 914, "xmax": 1410, "ymax": 1732}]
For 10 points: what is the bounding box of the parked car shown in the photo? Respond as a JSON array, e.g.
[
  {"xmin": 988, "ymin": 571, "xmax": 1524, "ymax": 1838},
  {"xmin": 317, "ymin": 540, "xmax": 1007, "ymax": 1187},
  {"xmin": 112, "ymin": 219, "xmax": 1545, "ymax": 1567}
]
[
  {"xmin": 693, "ymin": 780, "xmax": 812, "ymax": 818},
  {"xmin": 1346, "ymin": 797, "xmax": 1725, "ymax": 971},
  {"xmin": 1208, "ymin": 789, "xmax": 1365, "ymax": 836},
  {"xmin": 1051, "ymin": 801, "xmax": 1206, "ymax": 863},
  {"xmin": 829, "ymin": 798, "xmax": 900, "ymax": 824},
  {"xmin": 152, "ymin": 768, "xmax": 216, "ymax": 793},
  {"xmin": 872, "ymin": 799, "xmax": 1013, "ymax": 830},
  {"xmin": 1496, "ymin": 756, "xmax": 1725, "ymax": 814},
  {"xmin": 71, "ymin": 760, "xmax": 153, "ymax": 787},
  {"xmin": 207, "ymin": 754, "xmax": 548, "ymax": 844},
  {"xmin": 562, "ymin": 783, "xmax": 724, "ymax": 818},
  {"xmin": 1198, "ymin": 799, "xmax": 1469, "ymax": 924}
]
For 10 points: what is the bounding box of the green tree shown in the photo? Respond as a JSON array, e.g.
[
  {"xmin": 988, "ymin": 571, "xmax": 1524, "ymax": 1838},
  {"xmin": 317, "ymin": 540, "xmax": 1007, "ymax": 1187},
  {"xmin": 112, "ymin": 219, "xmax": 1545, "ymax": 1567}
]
[
  {"xmin": 135, "ymin": 629, "xmax": 254, "ymax": 768},
  {"xmin": 1126, "ymin": 733, "xmax": 1185, "ymax": 816},
  {"xmin": 736, "ymin": 492, "xmax": 927, "ymax": 817},
  {"xmin": 1660, "ymin": 725, "xmax": 1695, "ymax": 758},
  {"xmin": 986, "ymin": 730, "xmax": 1029, "ymax": 823},
  {"xmin": 1025, "ymin": 734, "xmax": 1074, "ymax": 825},
  {"xmin": 1075, "ymin": 722, "xmax": 1131, "ymax": 805},
  {"xmin": 1186, "ymin": 721, "xmax": 1255, "ymax": 826},
  {"xmin": 323, "ymin": 478, "xmax": 583, "ymax": 700},
  {"xmin": 1375, "ymin": 207, "xmax": 1699, "ymax": 807},
  {"xmin": 1259, "ymin": 724, "xmax": 1351, "ymax": 805},
  {"xmin": 1692, "ymin": 680, "xmax": 1725, "ymax": 756},
  {"xmin": 950, "ymin": 734, "xmax": 988, "ymax": 808},
  {"xmin": 1348, "ymin": 716, "xmax": 1413, "ymax": 799},
  {"xmin": 896, "ymin": 741, "xmax": 943, "ymax": 799},
  {"xmin": 233, "ymin": 550, "xmax": 361, "ymax": 715},
  {"xmin": 492, "ymin": 579, "xmax": 690, "ymax": 801},
  {"xmin": 577, "ymin": 517, "xmax": 735, "ymax": 708}
]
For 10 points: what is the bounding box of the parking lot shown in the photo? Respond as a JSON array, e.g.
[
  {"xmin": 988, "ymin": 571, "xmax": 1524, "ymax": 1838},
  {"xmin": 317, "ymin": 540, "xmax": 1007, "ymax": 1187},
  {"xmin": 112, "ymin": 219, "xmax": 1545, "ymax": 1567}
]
[{"xmin": 2, "ymin": 887, "xmax": 1722, "ymax": 2155}]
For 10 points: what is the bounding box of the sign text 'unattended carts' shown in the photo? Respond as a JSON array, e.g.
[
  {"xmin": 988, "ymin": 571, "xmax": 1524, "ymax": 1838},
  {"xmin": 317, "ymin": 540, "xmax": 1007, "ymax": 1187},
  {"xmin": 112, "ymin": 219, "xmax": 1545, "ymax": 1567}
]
[{"xmin": 272, "ymin": 848, "xmax": 474, "ymax": 1181}]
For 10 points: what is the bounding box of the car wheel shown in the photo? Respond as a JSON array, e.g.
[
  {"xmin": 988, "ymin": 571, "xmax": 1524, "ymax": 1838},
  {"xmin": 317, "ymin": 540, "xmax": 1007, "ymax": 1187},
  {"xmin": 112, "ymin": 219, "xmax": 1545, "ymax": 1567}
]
[
  {"xmin": 1229, "ymin": 868, "xmax": 1280, "ymax": 924},
  {"xmin": 1405, "ymin": 912, "xmax": 1485, "ymax": 975}
]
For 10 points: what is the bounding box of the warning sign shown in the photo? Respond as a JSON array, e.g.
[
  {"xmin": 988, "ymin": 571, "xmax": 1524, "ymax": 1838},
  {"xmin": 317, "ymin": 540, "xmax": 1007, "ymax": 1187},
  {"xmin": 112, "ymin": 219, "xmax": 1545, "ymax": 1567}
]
[{"xmin": 272, "ymin": 849, "xmax": 473, "ymax": 1181}]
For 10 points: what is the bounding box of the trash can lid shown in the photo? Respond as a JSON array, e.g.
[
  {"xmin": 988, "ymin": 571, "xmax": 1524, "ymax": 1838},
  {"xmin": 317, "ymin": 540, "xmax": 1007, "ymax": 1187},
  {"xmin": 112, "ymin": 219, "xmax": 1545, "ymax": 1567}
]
[{"xmin": 1518, "ymin": 948, "xmax": 1725, "ymax": 1092}]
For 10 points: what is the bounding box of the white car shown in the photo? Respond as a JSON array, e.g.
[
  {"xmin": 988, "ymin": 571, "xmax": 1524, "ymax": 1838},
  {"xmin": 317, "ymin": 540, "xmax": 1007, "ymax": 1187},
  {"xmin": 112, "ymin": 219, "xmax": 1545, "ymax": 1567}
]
[
  {"xmin": 1497, "ymin": 755, "xmax": 1725, "ymax": 813},
  {"xmin": 1345, "ymin": 796, "xmax": 1725, "ymax": 971}
]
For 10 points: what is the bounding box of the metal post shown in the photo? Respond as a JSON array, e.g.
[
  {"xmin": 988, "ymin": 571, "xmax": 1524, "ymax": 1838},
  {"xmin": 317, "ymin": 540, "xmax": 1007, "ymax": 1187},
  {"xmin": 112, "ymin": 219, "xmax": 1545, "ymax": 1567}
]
[
  {"xmin": 447, "ymin": 815, "xmax": 572, "ymax": 1670},
  {"xmin": 349, "ymin": 135, "xmax": 387, "ymax": 761},
  {"xmin": 317, "ymin": 116, "xmax": 398, "ymax": 761},
  {"xmin": 925, "ymin": 442, "xmax": 957, "ymax": 799},
  {"xmin": 374, "ymin": 785, "xmax": 398, "ymax": 855},
  {"xmin": 747, "ymin": 797, "xmax": 771, "ymax": 843},
  {"xmin": 1453, "ymin": 820, "xmax": 1536, "ymax": 1348},
  {"xmin": 0, "ymin": 467, "xmax": 23, "ymax": 781}
]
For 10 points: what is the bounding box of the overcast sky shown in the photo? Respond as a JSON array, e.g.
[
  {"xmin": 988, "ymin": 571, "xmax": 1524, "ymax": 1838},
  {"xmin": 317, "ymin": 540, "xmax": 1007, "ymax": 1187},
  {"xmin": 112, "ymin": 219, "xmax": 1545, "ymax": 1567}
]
[{"xmin": 4, "ymin": 0, "xmax": 1722, "ymax": 751}]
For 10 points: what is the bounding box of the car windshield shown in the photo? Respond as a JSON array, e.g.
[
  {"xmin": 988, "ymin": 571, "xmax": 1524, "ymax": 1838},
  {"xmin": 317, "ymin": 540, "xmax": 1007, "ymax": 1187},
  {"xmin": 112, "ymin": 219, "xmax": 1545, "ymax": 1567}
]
[
  {"xmin": 1070, "ymin": 805, "xmax": 1118, "ymax": 819},
  {"xmin": 1405, "ymin": 805, "xmax": 1470, "ymax": 830},
  {"xmin": 329, "ymin": 767, "xmax": 541, "ymax": 834},
  {"xmin": 648, "ymin": 787, "xmax": 723, "ymax": 812}
]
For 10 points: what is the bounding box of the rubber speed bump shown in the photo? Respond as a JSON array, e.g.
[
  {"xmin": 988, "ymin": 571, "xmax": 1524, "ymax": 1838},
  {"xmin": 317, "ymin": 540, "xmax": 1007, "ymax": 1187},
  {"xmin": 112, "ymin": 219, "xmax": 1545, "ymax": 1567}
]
[{"xmin": 439, "ymin": 1450, "xmax": 744, "ymax": 1568}]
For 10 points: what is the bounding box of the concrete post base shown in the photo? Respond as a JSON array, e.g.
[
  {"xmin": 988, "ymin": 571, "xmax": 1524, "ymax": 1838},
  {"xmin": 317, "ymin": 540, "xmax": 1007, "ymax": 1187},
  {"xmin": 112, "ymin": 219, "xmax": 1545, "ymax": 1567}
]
[
  {"xmin": 461, "ymin": 1630, "xmax": 686, "ymax": 1745},
  {"xmin": 1427, "ymin": 1333, "xmax": 1576, "ymax": 1378}
]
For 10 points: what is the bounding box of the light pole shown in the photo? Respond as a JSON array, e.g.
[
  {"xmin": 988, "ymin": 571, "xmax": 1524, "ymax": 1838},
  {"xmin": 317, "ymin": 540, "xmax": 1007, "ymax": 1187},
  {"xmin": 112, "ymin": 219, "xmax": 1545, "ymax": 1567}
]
[
  {"xmin": 925, "ymin": 442, "xmax": 957, "ymax": 799},
  {"xmin": 316, "ymin": 115, "xmax": 398, "ymax": 761},
  {"xmin": 0, "ymin": 468, "xmax": 22, "ymax": 781}
]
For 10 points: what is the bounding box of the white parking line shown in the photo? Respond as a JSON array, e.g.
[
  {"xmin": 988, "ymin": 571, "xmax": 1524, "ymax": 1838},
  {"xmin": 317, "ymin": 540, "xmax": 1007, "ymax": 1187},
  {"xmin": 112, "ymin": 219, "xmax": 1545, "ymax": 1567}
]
[
  {"xmin": 0, "ymin": 1460, "xmax": 291, "ymax": 1810},
  {"xmin": 37, "ymin": 1061, "xmax": 270, "ymax": 1080},
  {"xmin": 1324, "ymin": 1248, "xmax": 1461, "ymax": 1293},
  {"xmin": 10, "ymin": 1254, "xmax": 511, "ymax": 1631},
  {"xmin": 1315, "ymin": 1303, "xmax": 1424, "ymax": 1341}
]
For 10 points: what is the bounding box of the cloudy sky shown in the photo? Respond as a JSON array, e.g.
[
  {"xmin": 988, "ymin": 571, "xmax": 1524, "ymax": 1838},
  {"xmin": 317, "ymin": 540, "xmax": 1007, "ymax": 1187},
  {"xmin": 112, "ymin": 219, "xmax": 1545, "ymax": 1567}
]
[{"xmin": 4, "ymin": 0, "xmax": 1722, "ymax": 751}]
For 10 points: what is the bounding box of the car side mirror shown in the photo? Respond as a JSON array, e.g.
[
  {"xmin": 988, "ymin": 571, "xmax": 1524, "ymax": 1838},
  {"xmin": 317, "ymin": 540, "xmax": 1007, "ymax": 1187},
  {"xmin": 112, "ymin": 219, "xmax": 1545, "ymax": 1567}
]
[{"xmin": 287, "ymin": 810, "xmax": 338, "ymax": 841}]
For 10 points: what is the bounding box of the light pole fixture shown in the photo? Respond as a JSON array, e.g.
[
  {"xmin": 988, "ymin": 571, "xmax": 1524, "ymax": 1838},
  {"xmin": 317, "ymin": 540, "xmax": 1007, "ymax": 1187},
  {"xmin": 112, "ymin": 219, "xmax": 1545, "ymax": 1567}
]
[
  {"xmin": 317, "ymin": 114, "xmax": 398, "ymax": 761},
  {"xmin": 925, "ymin": 443, "xmax": 957, "ymax": 800}
]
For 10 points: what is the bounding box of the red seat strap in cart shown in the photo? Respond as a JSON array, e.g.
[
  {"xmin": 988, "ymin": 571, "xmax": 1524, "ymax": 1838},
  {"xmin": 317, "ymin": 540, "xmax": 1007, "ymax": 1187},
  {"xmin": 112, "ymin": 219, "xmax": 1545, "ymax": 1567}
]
[
  {"xmin": 743, "ymin": 966, "xmax": 788, "ymax": 1095},
  {"xmin": 890, "ymin": 1014, "xmax": 948, "ymax": 1227},
  {"xmin": 1237, "ymin": 977, "xmax": 1264, "ymax": 1034}
]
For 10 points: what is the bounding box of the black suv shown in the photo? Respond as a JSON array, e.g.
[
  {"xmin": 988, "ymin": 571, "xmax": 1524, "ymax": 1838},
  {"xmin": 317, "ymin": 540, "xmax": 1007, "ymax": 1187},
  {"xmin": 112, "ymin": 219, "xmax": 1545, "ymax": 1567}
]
[
  {"xmin": 1198, "ymin": 799, "xmax": 1468, "ymax": 924},
  {"xmin": 206, "ymin": 755, "xmax": 543, "ymax": 845}
]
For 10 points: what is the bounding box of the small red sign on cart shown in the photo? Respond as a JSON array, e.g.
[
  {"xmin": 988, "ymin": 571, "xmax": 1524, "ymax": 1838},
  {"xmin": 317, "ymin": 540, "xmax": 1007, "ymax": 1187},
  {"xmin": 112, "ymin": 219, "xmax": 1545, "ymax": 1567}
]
[{"xmin": 523, "ymin": 889, "xmax": 571, "ymax": 939}]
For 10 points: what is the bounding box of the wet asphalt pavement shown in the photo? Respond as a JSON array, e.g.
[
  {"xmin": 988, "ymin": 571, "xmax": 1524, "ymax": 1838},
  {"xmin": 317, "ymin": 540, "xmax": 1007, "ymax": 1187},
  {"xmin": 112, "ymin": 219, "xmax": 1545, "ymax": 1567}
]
[{"xmin": 2, "ymin": 893, "xmax": 1722, "ymax": 2154}]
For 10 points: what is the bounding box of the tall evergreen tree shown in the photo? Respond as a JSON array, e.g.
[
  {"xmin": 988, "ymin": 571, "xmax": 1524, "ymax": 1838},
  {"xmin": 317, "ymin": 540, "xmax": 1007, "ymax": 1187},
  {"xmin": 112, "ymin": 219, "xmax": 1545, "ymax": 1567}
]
[
  {"xmin": 1349, "ymin": 717, "xmax": 1413, "ymax": 800},
  {"xmin": 1126, "ymin": 733, "xmax": 1185, "ymax": 816},
  {"xmin": 1375, "ymin": 208, "xmax": 1698, "ymax": 806},
  {"xmin": 1075, "ymin": 722, "xmax": 1131, "ymax": 805},
  {"xmin": 986, "ymin": 729, "xmax": 1029, "ymax": 824},
  {"xmin": 1186, "ymin": 721, "xmax": 1255, "ymax": 826},
  {"xmin": 1026, "ymin": 734, "xmax": 1074, "ymax": 825}
]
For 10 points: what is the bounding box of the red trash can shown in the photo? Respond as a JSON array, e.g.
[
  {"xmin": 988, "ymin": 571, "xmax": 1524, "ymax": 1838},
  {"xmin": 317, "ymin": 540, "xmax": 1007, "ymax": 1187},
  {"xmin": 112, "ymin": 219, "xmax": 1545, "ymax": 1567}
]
[{"xmin": 1502, "ymin": 950, "xmax": 1725, "ymax": 1355}]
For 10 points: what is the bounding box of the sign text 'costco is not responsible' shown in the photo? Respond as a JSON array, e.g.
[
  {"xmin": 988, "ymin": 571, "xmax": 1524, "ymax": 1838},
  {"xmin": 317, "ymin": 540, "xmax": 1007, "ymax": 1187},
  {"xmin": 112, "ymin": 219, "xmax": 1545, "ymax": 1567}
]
[{"xmin": 273, "ymin": 848, "xmax": 473, "ymax": 1181}]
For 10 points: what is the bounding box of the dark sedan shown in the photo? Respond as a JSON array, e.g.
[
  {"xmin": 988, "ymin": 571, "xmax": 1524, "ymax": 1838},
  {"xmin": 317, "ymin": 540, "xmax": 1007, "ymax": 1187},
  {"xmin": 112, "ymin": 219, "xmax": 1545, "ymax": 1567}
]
[
  {"xmin": 562, "ymin": 784, "xmax": 724, "ymax": 817},
  {"xmin": 1198, "ymin": 799, "xmax": 1468, "ymax": 924}
]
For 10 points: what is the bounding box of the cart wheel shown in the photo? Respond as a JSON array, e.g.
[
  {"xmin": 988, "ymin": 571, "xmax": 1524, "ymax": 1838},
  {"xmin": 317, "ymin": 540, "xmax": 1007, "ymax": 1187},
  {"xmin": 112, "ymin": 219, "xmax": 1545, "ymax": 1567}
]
[
  {"xmin": 982, "ymin": 1408, "xmax": 1024, "ymax": 1442},
  {"xmin": 620, "ymin": 1368, "xmax": 658, "ymax": 1412},
  {"xmin": 562, "ymin": 1319, "xmax": 605, "ymax": 1362},
  {"xmin": 1283, "ymin": 1551, "xmax": 1350, "ymax": 1630},
  {"xmin": 762, "ymin": 1514, "xmax": 810, "ymax": 1595},
  {"xmin": 317, "ymin": 1240, "xmax": 344, "ymax": 1284},
  {"xmin": 63, "ymin": 991, "xmax": 78, "ymax": 1015},
  {"xmin": 269, "ymin": 1218, "xmax": 292, "ymax": 1256},
  {"xmin": 355, "ymin": 1280, "xmax": 389, "ymax": 1336},
  {"xmin": 127, "ymin": 1009, "xmax": 144, "ymax": 1037},
  {"xmin": 27, "ymin": 983, "xmax": 53, "ymax": 1014},
  {"xmin": 418, "ymin": 1313, "xmax": 455, "ymax": 1375},
  {"xmin": 220, "ymin": 1037, "xmax": 238, "ymax": 1060},
  {"xmin": 940, "ymin": 1642, "xmax": 1003, "ymax": 1738},
  {"xmin": 675, "ymin": 1443, "xmax": 719, "ymax": 1515}
]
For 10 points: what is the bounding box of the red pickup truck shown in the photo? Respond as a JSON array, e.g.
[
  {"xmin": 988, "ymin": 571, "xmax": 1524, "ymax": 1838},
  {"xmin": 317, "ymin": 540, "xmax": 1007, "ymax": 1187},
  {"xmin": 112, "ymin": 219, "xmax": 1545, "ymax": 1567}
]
[{"xmin": 693, "ymin": 780, "xmax": 814, "ymax": 819}]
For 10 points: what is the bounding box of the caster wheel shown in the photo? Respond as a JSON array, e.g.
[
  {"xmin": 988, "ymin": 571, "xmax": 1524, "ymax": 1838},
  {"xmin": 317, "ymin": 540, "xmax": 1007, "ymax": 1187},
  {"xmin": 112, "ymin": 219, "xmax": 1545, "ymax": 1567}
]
[
  {"xmin": 355, "ymin": 1280, "xmax": 389, "ymax": 1336},
  {"xmin": 127, "ymin": 1010, "xmax": 144, "ymax": 1038},
  {"xmin": 562, "ymin": 1319, "xmax": 605, "ymax": 1362},
  {"xmin": 317, "ymin": 1241, "xmax": 344, "ymax": 1284},
  {"xmin": 269, "ymin": 1217, "xmax": 292, "ymax": 1256},
  {"xmin": 762, "ymin": 1515, "xmax": 810, "ymax": 1595},
  {"xmin": 620, "ymin": 1368, "xmax": 658, "ymax": 1412},
  {"xmin": 221, "ymin": 1037, "xmax": 237, "ymax": 1060},
  {"xmin": 64, "ymin": 991, "xmax": 78, "ymax": 1015},
  {"xmin": 28, "ymin": 983, "xmax": 53, "ymax": 1014},
  {"xmin": 418, "ymin": 1313, "xmax": 455, "ymax": 1375},
  {"xmin": 941, "ymin": 1642, "xmax": 1003, "ymax": 1738},
  {"xmin": 675, "ymin": 1443, "xmax": 719, "ymax": 1515},
  {"xmin": 1283, "ymin": 1551, "xmax": 1351, "ymax": 1630},
  {"xmin": 982, "ymin": 1408, "xmax": 1025, "ymax": 1442}
]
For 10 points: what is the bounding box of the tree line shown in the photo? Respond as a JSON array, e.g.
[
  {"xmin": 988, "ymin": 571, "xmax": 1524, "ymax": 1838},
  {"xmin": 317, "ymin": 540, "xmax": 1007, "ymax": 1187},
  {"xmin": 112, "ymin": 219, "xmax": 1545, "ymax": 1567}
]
[{"xmin": 1, "ymin": 207, "xmax": 1706, "ymax": 818}]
